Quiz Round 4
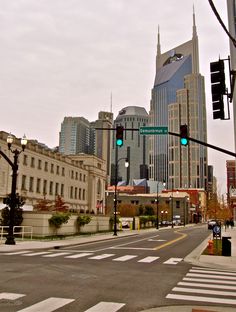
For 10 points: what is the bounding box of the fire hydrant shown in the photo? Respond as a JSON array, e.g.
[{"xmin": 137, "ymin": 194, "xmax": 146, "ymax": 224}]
[{"xmin": 208, "ymin": 239, "xmax": 214, "ymax": 255}]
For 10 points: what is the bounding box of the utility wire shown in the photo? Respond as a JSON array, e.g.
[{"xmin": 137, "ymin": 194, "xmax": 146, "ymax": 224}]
[{"xmin": 208, "ymin": 0, "xmax": 236, "ymax": 48}]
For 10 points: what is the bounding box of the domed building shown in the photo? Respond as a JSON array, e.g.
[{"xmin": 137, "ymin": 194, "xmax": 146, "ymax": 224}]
[{"xmin": 111, "ymin": 106, "xmax": 149, "ymax": 186}]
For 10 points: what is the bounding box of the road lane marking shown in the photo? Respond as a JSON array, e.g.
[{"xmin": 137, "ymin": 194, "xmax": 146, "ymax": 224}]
[
  {"xmin": 183, "ymin": 277, "xmax": 236, "ymax": 285},
  {"xmin": 3, "ymin": 251, "xmax": 31, "ymax": 255},
  {"xmin": 154, "ymin": 231, "xmax": 187, "ymax": 250},
  {"xmin": 186, "ymin": 273, "xmax": 236, "ymax": 280},
  {"xmin": 0, "ymin": 292, "xmax": 25, "ymax": 300},
  {"xmin": 113, "ymin": 255, "xmax": 137, "ymax": 262},
  {"xmin": 173, "ymin": 286, "xmax": 236, "ymax": 297},
  {"xmin": 16, "ymin": 297, "xmax": 74, "ymax": 312},
  {"xmin": 166, "ymin": 293, "xmax": 236, "ymax": 305},
  {"xmin": 43, "ymin": 252, "xmax": 71, "ymax": 258},
  {"xmin": 138, "ymin": 256, "xmax": 160, "ymax": 263},
  {"xmin": 163, "ymin": 257, "xmax": 183, "ymax": 265},
  {"xmin": 89, "ymin": 254, "xmax": 115, "ymax": 260},
  {"xmin": 84, "ymin": 301, "xmax": 125, "ymax": 312},
  {"xmin": 148, "ymin": 239, "xmax": 166, "ymax": 242},
  {"xmin": 22, "ymin": 252, "xmax": 52, "ymax": 257},
  {"xmin": 110, "ymin": 247, "xmax": 154, "ymax": 250},
  {"xmin": 178, "ymin": 281, "xmax": 236, "ymax": 290},
  {"xmin": 65, "ymin": 252, "xmax": 93, "ymax": 259},
  {"xmin": 189, "ymin": 268, "xmax": 236, "ymax": 276}
]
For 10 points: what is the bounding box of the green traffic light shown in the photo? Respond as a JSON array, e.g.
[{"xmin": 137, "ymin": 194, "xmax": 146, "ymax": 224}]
[
  {"xmin": 180, "ymin": 138, "xmax": 188, "ymax": 146},
  {"xmin": 116, "ymin": 139, "xmax": 123, "ymax": 146}
]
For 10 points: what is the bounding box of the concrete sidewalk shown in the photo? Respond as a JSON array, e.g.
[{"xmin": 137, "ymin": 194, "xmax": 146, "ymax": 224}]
[{"xmin": 0, "ymin": 226, "xmax": 236, "ymax": 312}]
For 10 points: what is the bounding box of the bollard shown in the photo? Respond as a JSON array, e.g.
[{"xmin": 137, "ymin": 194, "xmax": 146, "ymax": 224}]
[{"xmin": 207, "ymin": 239, "xmax": 214, "ymax": 255}]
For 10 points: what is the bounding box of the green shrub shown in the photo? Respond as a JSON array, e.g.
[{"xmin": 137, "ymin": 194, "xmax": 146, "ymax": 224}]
[
  {"xmin": 49, "ymin": 212, "xmax": 70, "ymax": 230},
  {"xmin": 77, "ymin": 215, "xmax": 92, "ymax": 227}
]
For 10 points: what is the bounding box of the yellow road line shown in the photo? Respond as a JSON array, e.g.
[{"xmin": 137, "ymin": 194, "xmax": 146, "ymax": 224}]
[{"xmin": 154, "ymin": 231, "xmax": 187, "ymax": 250}]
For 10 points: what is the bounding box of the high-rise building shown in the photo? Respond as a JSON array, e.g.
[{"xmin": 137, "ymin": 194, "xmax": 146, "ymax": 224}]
[
  {"xmin": 91, "ymin": 111, "xmax": 113, "ymax": 185},
  {"xmin": 59, "ymin": 117, "xmax": 91, "ymax": 155},
  {"xmin": 149, "ymin": 10, "xmax": 208, "ymax": 189},
  {"xmin": 227, "ymin": 0, "xmax": 236, "ymax": 152},
  {"xmin": 111, "ymin": 106, "xmax": 149, "ymax": 185}
]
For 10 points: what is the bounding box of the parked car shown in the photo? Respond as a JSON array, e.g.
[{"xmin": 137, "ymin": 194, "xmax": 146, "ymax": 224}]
[{"xmin": 207, "ymin": 219, "xmax": 217, "ymax": 230}]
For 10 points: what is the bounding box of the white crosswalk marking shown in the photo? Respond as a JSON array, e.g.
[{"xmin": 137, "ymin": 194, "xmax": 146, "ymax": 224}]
[
  {"xmin": 163, "ymin": 257, "xmax": 183, "ymax": 265},
  {"xmin": 3, "ymin": 251, "xmax": 31, "ymax": 255},
  {"xmin": 113, "ymin": 255, "xmax": 137, "ymax": 262},
  {"xmin": 22, "ymin": 251, "xmax": 52, "ymax": 257},
  {"xmin": 43, "ymin": 252, "xmax": 71, "ymax": 258},
  {"xmin": 138, "ymin": 256, "xmax": 160, "ymax": 263},
  {"xmin": 65, "ymin": 252, "xmax": 93, "ymax": 259},
  {"xmin": 0, "ymin": 292, "xmax": 25, "ymax": 300},
  {"xmin": 16, "ymin": 297, "xmax": 74, "ymax": 312},
  {"xmin": 89, "ymin": 253, "xmax": 115, "ymax": 260},
  {"xmin": 84, "ymin": 301, "xmax": 125, "ymax": 312},
  {"xmin": 167, "ymin": 267, "xmax": 236, "ymax": 306}
]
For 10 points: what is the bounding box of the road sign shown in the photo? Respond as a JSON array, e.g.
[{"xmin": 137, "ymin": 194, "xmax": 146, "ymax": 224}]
[{"xmin": 139, "ymin": 126, "xmax": 168, "ymax": 135}]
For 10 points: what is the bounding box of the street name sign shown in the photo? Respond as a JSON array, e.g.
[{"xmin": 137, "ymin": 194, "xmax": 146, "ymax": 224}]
[{"xmin": 139, "ymin": 126, "xmax": 168, "ymax": 135}]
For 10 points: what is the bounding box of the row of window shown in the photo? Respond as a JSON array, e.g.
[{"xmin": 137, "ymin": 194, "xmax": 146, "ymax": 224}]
[
  {"xmin": 22, "ymin": 155, "xmax": 86, "ymax": 182},
  {"xmin": 21, "ymin": 175, "xmax": 86, "ymax": 200}
]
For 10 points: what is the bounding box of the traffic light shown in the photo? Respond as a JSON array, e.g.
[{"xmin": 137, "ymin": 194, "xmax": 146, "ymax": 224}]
[
  {"xmin": 116, "ymin": 125, "xmax": 124, "ymax": 147},
  {"xmin": 180, "ymin": 124, "xmax": 188, "ymax": 146},
  {"xmin": 210, "ymin": 60, "xmax": 226, "ymax": 120}
]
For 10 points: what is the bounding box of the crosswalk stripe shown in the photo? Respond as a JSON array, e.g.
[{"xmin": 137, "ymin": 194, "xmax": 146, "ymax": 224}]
[
  {"xmin": 166, "ymin": 293, "xmax": 236, "ymax": 305},
  {"xmin": 16, "ymin": 297, "xmax": 74, "ymax": 312},
  {"xmin": 43, "ymin": 252, "xmax": 71, "ymax": 258},
  {"xmin": 65, "ymin": 252, "xmax": 93, "ymax": 259},
  {"xmin": 89, "ymin": 254, "xmax": 115, "ymax": 260},
  {"xmin": 163, "ymin": 257, "xmax": 183, "ymax": 265},
  {"xmin": 178, "ymin": 281, "xmax": 236, "ymax": 290},
  {"xmin": 190, "ymin": 268, "xmax": 236, "ymax": 276},
  {"xmin": 173, "ymin": 286, "xmax": 236, "ymax": 297},
  {"xmin": 138, "ymin": 256, "xmax": 160, "ymax": 263},
  {"xmin": 113, "ymin": 255, "xmax": 137, "ymax": 262},
  {"xmin": 84, "ymin": 301, "xmax": 125, "ymax": 312},
  {"xmin": 3, "ymin": 251, "xmax": 31, "ymax": 255},
  {"xmin": 0, "ymin": 292, "xmax": 25, "ymax": 300},
  {"xmin": 22, "ymin": 252, "xmax": 52, "ymax": 257},
  {"xmin": 183, "ymin": 277, "xmax": 236, "ymax": 285},
  {"xmin": 186, "ymin": 273, "xmax": 236, "ymax": 280}
]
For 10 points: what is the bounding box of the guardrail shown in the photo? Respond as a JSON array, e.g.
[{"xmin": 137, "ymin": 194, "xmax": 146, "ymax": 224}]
[{"xmin": 0, "ymin": 226, "xmax": 33, "ymax": 243}]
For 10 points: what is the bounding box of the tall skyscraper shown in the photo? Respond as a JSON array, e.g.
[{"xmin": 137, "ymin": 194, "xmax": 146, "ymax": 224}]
[
  {"xmin": 59, "ymin": 117, "xmax": 91, "ymax": 155},
  {"xmin": 111, "ymin": 106, "xmax": 149, "ymax": 185},
  {"xmin": 149, "ymin": 10, "xmax": 208, "ymax": 189}
]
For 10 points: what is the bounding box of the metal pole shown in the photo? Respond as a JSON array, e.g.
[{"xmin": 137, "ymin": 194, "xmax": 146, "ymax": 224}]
[
  {"xmin": 5, "ymin": 151, "xmax": 19, "ymax": 245},
  {"xmin": 171, "ymin": 191, "xmax": 174, "ymax": 228},
  {"xmin": 184, "ymin": 197, "xmax": 186, "ymax": 227},
  {"xmin": 156, "ymin": 182, "xmax": 159, "ymax": 229},
  {"xmin": 113, "ymin": 144, "xmax": 118, "ymax": 236}
]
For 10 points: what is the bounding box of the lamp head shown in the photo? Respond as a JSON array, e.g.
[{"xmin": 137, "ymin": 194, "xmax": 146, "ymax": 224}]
[
  {"xmin": 7, "ymin": 133, "xmax": 14, "ymax": 150},
  {"xmin": 125, "ymin": 158, "xmax": 129, "ymax": 168},
  {"xmin": 21, "ymin": 134, "xmax": 27, "ymax": 151}
]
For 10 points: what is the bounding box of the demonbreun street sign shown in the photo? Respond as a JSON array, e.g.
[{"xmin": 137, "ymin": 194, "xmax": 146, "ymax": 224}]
[{"xmin": 139, "ymin": 126, "xmax": 168, "ymax": 135}]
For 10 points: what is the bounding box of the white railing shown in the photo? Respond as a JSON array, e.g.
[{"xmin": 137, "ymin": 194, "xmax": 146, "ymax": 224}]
[{"xmin": 0, "ymin": 226, "xmax": 33, "ymax": 243}]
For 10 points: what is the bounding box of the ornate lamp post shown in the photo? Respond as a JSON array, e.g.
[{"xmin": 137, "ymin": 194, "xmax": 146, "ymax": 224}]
[
  {"xmin": 0, "ymin": 133, "xmax": 27, "ymax": 245},
  {"xmin": 184, "ymin": 196, "xmax": 190, "ymax": 226}
]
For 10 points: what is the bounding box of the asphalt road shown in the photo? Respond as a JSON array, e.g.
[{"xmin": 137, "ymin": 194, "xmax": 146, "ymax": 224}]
[{"xmin": 0, "ymin": 225, "xmax": 231, "ymax": 312}]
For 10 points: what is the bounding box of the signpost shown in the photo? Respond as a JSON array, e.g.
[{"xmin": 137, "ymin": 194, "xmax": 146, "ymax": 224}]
[{"xmin": 139, "ymin": 126, "xmax": 168, "ymax": 135}]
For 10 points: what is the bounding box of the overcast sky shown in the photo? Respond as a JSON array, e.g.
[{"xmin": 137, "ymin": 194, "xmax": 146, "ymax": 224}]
[{"xmin": 0, "ymin": 0, "xmax": 233, "ymax": 193}]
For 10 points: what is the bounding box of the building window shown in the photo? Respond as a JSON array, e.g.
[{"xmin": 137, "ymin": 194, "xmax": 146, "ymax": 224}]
[
  {"xmin": 38, "ymin": 159, "xmax": 42, "ymax": 170},
  {"xmin": 75, "ymin": 187, "xmax": 78, "ymax": 199},
  {"xmin": 29, "ymin": 177, "xmax": 34, "ymax": 192},
  {"xmin": 55, "ymin": 183, "xmax": 59, "ymax": 195},
  {"xmin": 51, "ymin": 164, "xmax": 54, "ymax": 174},
  {"xmin": 61, "ymin": 184, "xmax": 64, "ymax": 197},
  {"xmin": 56, "ymin": 165, "xmax": 60, "ymax": 175},
  {"xmin": 79, "ymin": 188, "xmax": 81, "ymax": 200},
  {"xmin": 43, "ymin": 180, "xmax": 47, "ymax": 196},
  {"xmin": 79, "ymin": 173, "xmax": 82, "ymax": 181},
  {"xmin": 71, "ymin": 170, "xmax": 74, "ymax": 179},
  {"xmin": 70, "ymin": 186, "xmax": 73, "ymax": 199},
  {"xmin": 49, "ymin": 181, "xmax": 53, "ymax": 195},
  {"xmin": 176, "ymin": 201, "xmax": 180, "ymax": 208},
  {"xmin": 82, "ymin": 189, "xmax": 85, "ymax": 200},
  {"xmin": 31, "ymin": 157, "xmax": 35, "ymax": 168},
  {"xmin": 21, "ymin": 175, "xmax": 27, "ymax": 190},
  {"xmin": 45, "ymin": 162, "xmax": 48, "ymax": 172},
  {"xmin": 75, "ymin": 172, "xmax": 78, "ymax": 180},
  {"xmin": 23, "ymin": 155, "xmax": 28, "ymax": 166},
  {"xmin": 62, "ymin": 167, "xmax": 65, "ymax": 176},
  {"xmin": 36, "ymin": 178, "xmax": 41, "ymax": 193}
]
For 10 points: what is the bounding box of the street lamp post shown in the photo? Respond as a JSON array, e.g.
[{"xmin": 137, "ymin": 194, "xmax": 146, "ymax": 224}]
[
  {"xmin": 0, "ymin": 134, "xmax": 27, "ymax": 245},
  {"xmin": 169, "ymin": 192, "xmax": 174, "ymax": 228},
  {"xmin": 113, "ymin": 144, "xmax": 129, "ymax": 236},
  {"xmin": 184, "ymin": 196, "xmax": 189, "ymax": 226}
]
